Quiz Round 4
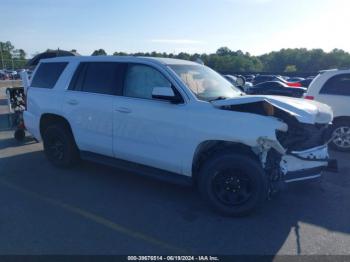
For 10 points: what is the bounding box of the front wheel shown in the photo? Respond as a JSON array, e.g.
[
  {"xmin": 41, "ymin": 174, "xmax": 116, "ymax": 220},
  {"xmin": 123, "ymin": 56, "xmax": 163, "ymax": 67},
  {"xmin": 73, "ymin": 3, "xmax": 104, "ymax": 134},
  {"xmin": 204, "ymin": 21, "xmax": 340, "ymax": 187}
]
[{"xmin": 198, "ymin": 152, "xmax": 268, "ymax": 216}]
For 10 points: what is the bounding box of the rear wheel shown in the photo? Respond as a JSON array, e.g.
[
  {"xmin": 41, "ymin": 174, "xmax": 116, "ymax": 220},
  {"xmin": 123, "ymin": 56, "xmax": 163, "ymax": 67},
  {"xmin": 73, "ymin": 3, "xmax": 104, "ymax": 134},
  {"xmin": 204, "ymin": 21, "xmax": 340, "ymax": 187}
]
[
  {"xmin": 42, "ymin": 123, "xmax": 79, "ymax": 167},
  {"xmin": 198, "ymin": 151, "xmax": 268, "ymax": 216},
  {"xmin": 330, "ymin": 120, "xmax": 350, "ymax": 152}
]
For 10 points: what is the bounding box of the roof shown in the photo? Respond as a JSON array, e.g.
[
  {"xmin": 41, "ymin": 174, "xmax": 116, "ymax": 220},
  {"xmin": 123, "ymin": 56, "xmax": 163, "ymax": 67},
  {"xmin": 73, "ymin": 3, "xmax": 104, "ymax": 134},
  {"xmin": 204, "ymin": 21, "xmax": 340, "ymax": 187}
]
[
  {"xmin": 39, "ymin": 56, "xmax": 199, "ymax": 66},
  {"xmin": 27, "ymin": 49, "xmax": 80, "ymax": 68}
]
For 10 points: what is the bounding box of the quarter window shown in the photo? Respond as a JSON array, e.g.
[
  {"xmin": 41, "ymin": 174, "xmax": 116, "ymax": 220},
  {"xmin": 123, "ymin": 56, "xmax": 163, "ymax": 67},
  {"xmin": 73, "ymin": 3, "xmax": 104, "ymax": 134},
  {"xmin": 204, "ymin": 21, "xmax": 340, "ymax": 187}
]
[
  {"xmin": 320, "ymin": 74, "xmax": 350, "ymax": 96},
  {"xmin": 123, "ymin": 64, "xmax": 171, "ymax": 99},
  {"xmin": 31, "ymin": 62, "xmax": 67, "ymax": 88}
]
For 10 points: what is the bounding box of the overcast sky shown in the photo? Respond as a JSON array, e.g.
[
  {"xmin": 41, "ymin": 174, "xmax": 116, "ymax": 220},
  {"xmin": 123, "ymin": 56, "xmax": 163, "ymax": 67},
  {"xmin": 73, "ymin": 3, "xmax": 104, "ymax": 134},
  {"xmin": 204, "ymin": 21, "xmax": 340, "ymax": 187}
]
[{"xmin": 1, "ymin": 0, "xmax": 350, "ymax": 57}]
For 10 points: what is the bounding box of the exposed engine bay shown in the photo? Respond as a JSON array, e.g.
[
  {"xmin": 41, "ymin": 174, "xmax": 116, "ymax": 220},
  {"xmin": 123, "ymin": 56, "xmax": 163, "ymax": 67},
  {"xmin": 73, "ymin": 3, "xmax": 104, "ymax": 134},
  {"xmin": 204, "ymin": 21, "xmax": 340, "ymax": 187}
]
[{"xmin": 219, "ymin": 99, "xmax": 333, "ymax": 150}]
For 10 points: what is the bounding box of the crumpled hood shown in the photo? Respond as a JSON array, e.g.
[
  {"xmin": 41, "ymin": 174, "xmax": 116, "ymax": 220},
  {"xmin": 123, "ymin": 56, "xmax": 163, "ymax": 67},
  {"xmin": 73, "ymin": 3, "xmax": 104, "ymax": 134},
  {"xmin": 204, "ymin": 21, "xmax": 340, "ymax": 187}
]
[{"xmin": 211, "ymin": 95, "xmax": 333, "ymax": 124}]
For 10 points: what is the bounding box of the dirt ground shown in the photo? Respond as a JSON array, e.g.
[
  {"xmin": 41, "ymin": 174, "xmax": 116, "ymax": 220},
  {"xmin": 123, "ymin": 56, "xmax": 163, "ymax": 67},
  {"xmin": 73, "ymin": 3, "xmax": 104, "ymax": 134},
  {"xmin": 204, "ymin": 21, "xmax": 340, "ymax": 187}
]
[{"xmin": 0, "ymin": 80, "xmax": 22, "ymax": 89}]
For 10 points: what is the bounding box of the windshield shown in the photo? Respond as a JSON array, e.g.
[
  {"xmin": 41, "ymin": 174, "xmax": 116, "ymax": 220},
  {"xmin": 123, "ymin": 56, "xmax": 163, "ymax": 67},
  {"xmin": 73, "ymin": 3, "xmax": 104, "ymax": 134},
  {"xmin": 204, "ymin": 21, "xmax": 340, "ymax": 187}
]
[{"xmin": 169, "ymin": 64, "xmax": 241, "ymax": 101}]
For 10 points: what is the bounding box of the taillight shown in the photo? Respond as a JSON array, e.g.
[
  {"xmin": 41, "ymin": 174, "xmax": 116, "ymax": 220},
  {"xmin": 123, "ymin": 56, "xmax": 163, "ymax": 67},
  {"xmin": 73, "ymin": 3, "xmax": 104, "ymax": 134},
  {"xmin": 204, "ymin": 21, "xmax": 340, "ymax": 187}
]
[
  {"xmin": 304, "ymin": 95, "xmax": 314, "ymax": 100},
  {"xmin": 287, "ymin": 82, "xmax": 301, "ymax": 87}
]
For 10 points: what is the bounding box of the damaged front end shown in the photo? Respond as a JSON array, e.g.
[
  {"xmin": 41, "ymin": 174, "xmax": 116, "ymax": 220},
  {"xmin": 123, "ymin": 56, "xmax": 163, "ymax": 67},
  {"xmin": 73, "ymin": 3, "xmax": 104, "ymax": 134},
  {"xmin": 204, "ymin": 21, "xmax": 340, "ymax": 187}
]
[
  {"xmin": 258, "ymin": 124, "xmax": 337, "ymax": 196},
  {"xmin": 212, "ymin": 95, "xmax": 338, "ymax": 196}
]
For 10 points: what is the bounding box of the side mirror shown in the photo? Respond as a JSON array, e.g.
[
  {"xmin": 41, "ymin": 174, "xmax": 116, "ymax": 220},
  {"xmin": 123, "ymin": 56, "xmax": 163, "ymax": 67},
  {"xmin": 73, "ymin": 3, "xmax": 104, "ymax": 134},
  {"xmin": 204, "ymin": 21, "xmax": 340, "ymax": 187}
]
[{"xmin": 152, "ymin": 87, "xmax": 182, "ymax": 104}]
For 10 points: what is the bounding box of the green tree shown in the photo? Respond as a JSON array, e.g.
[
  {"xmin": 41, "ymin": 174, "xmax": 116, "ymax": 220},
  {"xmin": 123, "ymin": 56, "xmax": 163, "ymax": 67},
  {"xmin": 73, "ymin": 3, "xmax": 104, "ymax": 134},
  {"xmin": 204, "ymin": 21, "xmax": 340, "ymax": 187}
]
[
  {"xmin": 108, "ymin": 47, "xmax": 350, "ymax": 74},
  {"xmin": 0, "ymin": 41, "xmax": 28, "ymax": 69},
  {"xmin": 216, "ymin": 47, "xmax": 232, "ymax": 56},
  {"xmin": 284, "ymin": 65, "xmax": 297, "ymax": 72},
  {"xmin": 0, "ymin": 41, "xmax": 14, "ymax": 66},
  {"xmin": 92, "ymin": 49, "xmax": 107, "ymax": 56},
  {"xmin": 113, "ymin": 51, "xmax": 128, "ymax": 56}
]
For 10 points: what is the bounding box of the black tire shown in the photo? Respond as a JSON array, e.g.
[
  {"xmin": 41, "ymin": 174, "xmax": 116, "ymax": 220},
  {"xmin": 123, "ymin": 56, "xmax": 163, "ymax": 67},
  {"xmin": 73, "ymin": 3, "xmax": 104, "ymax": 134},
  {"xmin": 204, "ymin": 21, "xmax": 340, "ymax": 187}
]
[
  {"xmin": 42, "ymin": 123, "xmax": 79, "ymax": 167},
  {"xmin": 198, "ymin": 151, "xmax": 268, "ymax": 216},
  {"xmin": 329, "ymin": 120, "xmax": 350, "ymax": 152},
  {"xmin": 14, "ymin": 129, "xmax": 25, "ymax": 141}
]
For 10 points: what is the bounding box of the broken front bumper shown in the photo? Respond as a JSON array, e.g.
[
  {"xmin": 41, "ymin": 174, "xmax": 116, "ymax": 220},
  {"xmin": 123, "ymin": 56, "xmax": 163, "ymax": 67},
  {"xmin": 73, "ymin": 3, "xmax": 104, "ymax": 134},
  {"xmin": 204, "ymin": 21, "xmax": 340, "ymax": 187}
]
[{"xmin": 280, "ymin": 145, "xmax": 338, "ymax": 183}]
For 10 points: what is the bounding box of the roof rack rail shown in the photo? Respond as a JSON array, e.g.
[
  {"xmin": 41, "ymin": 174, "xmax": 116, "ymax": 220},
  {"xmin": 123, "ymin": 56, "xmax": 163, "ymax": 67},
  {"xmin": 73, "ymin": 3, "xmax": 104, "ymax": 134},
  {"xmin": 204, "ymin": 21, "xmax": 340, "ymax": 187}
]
[
  {"xmin": 319, "ymin": 67, "xmax": 350, "ymax": 73},
  {"xmin": 318, "ymin": 69, "xmax": 338, "ymax": 74}
]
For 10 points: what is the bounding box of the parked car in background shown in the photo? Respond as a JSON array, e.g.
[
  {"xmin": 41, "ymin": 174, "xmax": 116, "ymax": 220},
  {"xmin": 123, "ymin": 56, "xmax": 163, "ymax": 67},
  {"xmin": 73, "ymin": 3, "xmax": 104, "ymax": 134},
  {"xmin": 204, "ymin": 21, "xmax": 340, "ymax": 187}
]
[
  {"xmin": 223, "ymin": 74, "xmax": 246, "ymax": 92},
  {"xmin": 24, "ymin": 56, "xmax": 336, "ymax": 216},
  {"xmin": 276, "ymin": 75, "xmax": 289, "ymax": 81},
  {"xmin": 244, "ymin": 74, "xmax": 255, "ymax": 82},
  {"xmin": 298, "ymin": 78, "xmax": 313, "ymax": 88},
  {"xmin": 287, "ymin": 77, "xmax": 305, "ymax": 82},
  {"xmin": 252, "ymin": 75, "xmax": 302, "ymax": 87},
  {"xmin": 247, "ymin": 81, "xmax": 306, "ymax": 98},
  {"xmin": 4, "ymin": 70, "xmax": 20, "ymax": 80},
  {"xmin": 304, "ymin": 69, "xmax": 350, "ymax": 151},
  {"xmin": 252, "ymin": 75, "xmax": 275, "ymax": 84},
  {"xmin": 0, "ymin": 70, "xmax": 9, "ymax": 80},
  {"xmin": 224, "ymin": 74, "xmax": 239, "ymax": 85}
]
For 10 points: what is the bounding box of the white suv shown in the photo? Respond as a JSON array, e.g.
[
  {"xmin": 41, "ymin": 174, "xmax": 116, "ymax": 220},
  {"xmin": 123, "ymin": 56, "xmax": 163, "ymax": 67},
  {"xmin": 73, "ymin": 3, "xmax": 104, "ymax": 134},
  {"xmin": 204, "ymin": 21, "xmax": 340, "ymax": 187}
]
[
  {"xmin": 24, "ymin": 56, "xmax": 336, "ymax": 216},
  {"xmin": 304, "ymin": 69, "xmax": 350, "ymax": 151}
]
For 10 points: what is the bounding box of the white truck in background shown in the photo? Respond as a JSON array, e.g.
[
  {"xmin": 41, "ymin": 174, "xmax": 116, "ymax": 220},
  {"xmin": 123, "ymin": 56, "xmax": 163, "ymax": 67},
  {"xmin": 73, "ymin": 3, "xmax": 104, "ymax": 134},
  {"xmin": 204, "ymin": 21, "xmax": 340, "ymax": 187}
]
[{"xmin": 305, "ymin": 68, "xmax": 350, "ymax": 152}]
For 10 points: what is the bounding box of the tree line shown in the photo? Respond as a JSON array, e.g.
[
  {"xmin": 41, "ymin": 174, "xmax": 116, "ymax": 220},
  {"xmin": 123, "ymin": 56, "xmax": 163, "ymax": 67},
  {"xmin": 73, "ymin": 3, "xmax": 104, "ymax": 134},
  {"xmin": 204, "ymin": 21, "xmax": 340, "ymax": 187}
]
[
  {"xmin": 100, "ymin": 47, "xmax": 350, "ymax": 74},
  {"xmin": 2, "ymin": 40, "xmax": 350, "ymax": 73}
]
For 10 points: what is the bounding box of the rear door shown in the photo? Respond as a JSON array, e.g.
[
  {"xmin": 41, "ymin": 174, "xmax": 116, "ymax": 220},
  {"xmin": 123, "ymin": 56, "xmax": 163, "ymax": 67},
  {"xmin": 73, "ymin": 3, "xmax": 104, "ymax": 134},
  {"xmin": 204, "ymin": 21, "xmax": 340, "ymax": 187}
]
[{"xmin": 63, "ymin": 62, "xmax": 125, "ymax": 157}]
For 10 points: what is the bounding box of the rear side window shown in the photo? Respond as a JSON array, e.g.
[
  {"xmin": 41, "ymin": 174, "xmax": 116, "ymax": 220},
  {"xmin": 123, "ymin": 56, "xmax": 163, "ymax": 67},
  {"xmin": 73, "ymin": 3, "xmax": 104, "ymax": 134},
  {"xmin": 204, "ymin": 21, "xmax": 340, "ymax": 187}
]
[
  {"xmin": 320, "ymin": 74, "xmax": 350, "ymax": 96},
  {"xmin": 69, "ymin": 62, "xmax": 125, "ymax": 95},
  {"xmin": 31, "ymin": 62, "xmax": 67, "ymax": 88}
]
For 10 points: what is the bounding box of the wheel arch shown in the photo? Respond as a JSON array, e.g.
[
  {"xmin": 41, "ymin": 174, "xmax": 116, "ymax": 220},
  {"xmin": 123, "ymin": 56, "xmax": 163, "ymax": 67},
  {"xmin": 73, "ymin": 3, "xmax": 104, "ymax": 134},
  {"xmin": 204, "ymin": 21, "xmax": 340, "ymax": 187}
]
[
  {"xmin": 333, "ymin": 116, "xmax": 350, "ymax": 124},
  {"xmin": 191, "ymin": 140, "xmax": 259, "ymax": 183},
  {"xmin": 39, "ymin": 113, "xmax": 73, "ymax": 138}
]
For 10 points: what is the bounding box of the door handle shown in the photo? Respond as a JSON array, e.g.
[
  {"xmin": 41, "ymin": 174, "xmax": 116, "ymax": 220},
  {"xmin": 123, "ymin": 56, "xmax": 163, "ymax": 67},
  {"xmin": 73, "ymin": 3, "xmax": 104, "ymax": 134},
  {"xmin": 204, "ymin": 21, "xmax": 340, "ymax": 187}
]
[
  {"xmin": 115, "ymin": 107, "xmax": 132, "ymax": 113},
  {"xmin": 67, "ymin": 99, "xmax": 79, "ymax": 105}
]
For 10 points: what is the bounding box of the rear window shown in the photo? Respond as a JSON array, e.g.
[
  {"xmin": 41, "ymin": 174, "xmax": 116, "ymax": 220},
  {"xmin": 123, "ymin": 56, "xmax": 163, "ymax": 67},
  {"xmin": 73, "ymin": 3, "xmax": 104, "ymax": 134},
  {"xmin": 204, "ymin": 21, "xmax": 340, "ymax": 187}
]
[
  {"xmin": 320, "ymin": 73, "xmax": 350, "ymax": 96},
  {"xmin": 31, "ymin": 62, "xmax": 68, "ymax": 88},
  {"xmin": 68, "ymin": 62, "xmax": 125, "ymax": 95}
]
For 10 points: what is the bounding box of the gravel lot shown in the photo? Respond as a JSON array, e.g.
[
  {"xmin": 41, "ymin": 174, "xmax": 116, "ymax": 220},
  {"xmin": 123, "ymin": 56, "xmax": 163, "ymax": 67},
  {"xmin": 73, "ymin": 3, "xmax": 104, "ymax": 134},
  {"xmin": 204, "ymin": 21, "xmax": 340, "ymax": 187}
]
[
  {"xmin": 0, "ymin": 80, "xmax": 22, "ymax": 89},
  {"xmin": 0, "ymin": 130, "xmax": 349, "ymax": 255}
]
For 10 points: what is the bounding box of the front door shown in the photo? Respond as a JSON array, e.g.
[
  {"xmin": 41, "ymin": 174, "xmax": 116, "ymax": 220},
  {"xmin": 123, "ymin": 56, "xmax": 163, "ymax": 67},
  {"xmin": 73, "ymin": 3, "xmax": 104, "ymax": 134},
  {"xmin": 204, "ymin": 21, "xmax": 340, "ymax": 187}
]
[{"xmin": 112, "ymin": 63, "xmax": 189, "ymax": 174}]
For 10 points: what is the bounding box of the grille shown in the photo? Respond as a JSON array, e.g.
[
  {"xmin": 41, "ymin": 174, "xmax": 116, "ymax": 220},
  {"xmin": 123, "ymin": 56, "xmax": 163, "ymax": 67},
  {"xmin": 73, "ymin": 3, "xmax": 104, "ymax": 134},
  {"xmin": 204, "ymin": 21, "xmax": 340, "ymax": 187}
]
[{"xmin": 276, "ymin": 123, "xmax": 331, "ymax": 151}]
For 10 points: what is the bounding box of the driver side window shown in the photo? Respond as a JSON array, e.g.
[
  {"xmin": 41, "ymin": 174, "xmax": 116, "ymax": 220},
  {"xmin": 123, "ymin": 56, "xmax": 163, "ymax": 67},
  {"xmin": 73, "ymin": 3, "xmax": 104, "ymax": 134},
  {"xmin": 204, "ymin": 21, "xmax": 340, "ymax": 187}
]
[{"xmin": 123, "ymin": 64, "xmax": 171, "ymax": 99}]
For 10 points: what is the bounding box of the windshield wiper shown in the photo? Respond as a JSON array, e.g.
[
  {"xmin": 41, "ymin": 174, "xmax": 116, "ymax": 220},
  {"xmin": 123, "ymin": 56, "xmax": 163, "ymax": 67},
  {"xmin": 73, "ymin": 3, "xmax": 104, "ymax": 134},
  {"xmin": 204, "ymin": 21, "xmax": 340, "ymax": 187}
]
[{"xmin": 209, "ymin": 96, "xmax": 228, "ymax": 102}]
